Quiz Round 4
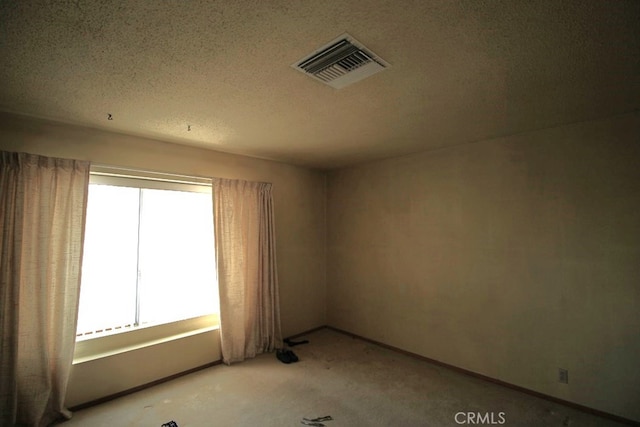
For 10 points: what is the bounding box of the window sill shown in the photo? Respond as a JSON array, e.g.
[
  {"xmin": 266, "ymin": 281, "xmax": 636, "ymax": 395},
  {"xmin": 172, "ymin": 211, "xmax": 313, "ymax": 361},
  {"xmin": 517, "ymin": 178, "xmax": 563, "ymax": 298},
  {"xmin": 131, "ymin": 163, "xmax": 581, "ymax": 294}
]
[{"xmin": 73, "ymin": 314, "xmax": 219, "ymax": 364}]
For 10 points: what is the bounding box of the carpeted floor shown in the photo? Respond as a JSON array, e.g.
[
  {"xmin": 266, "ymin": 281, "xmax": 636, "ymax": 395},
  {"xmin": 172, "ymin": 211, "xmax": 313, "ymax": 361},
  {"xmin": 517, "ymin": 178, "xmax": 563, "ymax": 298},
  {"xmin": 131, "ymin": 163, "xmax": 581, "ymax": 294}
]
[{"xmin": 57, "ymin": 328, "xmax": 627, "ymax": 426}]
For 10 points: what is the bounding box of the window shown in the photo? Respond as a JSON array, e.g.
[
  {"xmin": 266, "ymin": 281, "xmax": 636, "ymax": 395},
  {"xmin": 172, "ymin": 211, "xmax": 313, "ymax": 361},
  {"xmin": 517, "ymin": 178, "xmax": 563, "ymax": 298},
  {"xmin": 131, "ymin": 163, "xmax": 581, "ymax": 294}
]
[{"xmin": 76, "ymin": 168, "xmax": 218, "ymax": 341}]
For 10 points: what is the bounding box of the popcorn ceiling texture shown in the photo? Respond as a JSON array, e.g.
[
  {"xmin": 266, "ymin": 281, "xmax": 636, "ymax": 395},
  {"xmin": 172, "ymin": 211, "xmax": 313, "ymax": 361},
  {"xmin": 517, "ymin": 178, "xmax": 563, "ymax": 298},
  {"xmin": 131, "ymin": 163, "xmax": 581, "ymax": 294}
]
[{"xmin": 0, "ymin": 0, "xmax": 638, "ymax": 168}]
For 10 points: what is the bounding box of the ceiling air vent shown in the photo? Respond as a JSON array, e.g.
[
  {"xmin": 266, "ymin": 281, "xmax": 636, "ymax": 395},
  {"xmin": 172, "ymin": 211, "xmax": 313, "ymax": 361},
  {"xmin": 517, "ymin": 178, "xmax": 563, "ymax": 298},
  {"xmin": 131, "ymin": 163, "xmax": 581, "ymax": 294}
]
[{"xmin": 292, "ymin": 33, "xmax": 389, "ymax": 89}]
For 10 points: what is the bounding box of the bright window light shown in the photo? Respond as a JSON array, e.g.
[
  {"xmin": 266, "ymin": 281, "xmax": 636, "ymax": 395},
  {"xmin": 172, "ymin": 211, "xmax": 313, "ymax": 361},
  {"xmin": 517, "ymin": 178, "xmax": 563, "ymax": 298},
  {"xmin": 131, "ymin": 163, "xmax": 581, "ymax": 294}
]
[{"xmin": 76, "ymin": 179, "xmax": 217, "ymax": 338}]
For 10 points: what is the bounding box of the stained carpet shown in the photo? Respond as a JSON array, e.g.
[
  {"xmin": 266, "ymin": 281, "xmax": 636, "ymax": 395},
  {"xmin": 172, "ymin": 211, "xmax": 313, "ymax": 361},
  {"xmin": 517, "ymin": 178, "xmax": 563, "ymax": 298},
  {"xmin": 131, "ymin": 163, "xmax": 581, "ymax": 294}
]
[{"xmin": 57, "ymin": 328, "xmax": 628, "ymax": 426}]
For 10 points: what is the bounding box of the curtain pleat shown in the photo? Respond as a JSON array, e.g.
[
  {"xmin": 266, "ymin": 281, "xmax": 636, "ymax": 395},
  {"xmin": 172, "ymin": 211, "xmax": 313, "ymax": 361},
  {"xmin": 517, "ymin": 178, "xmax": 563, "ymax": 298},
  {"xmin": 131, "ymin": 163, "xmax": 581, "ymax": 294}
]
[
  {"xmin": 212, "ymin": 178, "xmax": 283, "ymax": 364},
  {"xmin": 0, "ymin": 151, "xmax": 90, "ymax": 427}
]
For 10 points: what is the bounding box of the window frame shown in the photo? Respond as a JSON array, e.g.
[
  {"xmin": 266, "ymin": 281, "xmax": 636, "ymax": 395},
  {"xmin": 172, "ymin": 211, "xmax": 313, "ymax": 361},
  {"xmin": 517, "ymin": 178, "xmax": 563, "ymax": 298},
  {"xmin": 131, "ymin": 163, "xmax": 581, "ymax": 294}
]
[{"xmin": 74, "ymin": 166, "xmax": 218, "ymax": 363}]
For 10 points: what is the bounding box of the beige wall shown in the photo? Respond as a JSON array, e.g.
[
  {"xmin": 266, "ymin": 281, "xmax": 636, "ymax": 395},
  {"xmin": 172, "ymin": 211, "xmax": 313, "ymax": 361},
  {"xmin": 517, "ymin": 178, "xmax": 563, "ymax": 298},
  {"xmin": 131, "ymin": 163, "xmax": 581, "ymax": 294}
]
[
  {"xmin": 4, "ymin": 110, "xmax": 639, "ymax": 419},
  {"xmin": 67, "ymin": 329, "xmax": 221, "ymax": 407},
  {"xmin": 326, "ymin": 112, "xmax": 640, "ymax": 421},
  {"xmin": 0, "ymin": 112, "xmax": 326, "ymax": 406}
]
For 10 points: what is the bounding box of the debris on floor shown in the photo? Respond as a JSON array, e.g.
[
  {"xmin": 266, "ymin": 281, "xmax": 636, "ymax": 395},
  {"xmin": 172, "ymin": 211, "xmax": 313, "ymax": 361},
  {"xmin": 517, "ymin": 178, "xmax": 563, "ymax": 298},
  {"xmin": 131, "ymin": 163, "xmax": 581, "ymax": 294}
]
[
  {"xmin": 284, "ymin": 338, "xmax": 310, "ymax": 347},
  {"xmin": 161, "ymin": 421, "xmax": 178, "ymax": 427},
  {"xmin": 278, "ymin": 336, "xmax": 309, "ymax": 364},
  {"xmin": 301, "ymin": 415, "xmax": 333, "ymax": 426},
  {"xmin": 276, "ymin": 349, "xmax": 299, "ymax": 364}
]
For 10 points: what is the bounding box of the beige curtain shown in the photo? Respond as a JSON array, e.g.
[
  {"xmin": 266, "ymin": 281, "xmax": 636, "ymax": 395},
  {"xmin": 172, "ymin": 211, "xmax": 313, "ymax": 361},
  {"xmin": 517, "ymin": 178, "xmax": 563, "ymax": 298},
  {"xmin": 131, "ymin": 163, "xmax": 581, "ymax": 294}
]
[
  {"xmin": 212, "ymin": 178, "xmax": 283, "ymax": 364},
  {"xmin": 0, "ymin": 151, "xmax": 90, "ymax": 427}
]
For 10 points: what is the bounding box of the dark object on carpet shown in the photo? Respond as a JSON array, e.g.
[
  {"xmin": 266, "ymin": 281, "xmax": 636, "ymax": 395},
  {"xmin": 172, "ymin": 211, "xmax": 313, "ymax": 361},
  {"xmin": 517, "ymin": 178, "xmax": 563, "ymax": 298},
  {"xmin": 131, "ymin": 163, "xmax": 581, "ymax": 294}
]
[
  {"xmin": 301, "ymin": 415, "xmax": 333, "ymax": 426},
  {"xmin": 285, "ymin": 338, "xmax": 309, "ymax": 347},
  {"xmin": 161, "ymin": 422, "xmax": 178, "ymax": 427},
  {"xmin": 277, "ymin": 349, "xmax": 299, "ymax": 364}
]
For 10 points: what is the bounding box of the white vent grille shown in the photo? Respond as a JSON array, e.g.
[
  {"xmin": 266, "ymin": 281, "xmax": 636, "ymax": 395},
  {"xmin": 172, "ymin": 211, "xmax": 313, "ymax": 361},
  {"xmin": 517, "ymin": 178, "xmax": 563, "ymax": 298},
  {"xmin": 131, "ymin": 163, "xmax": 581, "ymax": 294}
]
[{"xmin": 292, "ymin": 34, "xmax": 389, "ymax": 89}]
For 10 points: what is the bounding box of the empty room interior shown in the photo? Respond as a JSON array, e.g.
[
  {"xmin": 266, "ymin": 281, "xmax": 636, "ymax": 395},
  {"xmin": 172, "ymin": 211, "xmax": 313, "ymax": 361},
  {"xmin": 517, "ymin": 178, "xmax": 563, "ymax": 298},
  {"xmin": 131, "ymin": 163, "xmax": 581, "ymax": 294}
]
[{"xmin": 1, "ymin": 1, "xmax": 639, "ymax": 426}]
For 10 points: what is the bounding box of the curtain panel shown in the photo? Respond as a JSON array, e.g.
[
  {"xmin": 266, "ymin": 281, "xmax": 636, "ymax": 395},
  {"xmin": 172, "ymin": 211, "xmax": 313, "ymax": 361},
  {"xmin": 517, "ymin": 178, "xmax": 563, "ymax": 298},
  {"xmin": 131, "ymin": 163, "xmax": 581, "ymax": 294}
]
[
  {"xmin": 212, "ymin": 178, "xmax": 283, "ymax": 364},
  {"xmin": 0, "ymin": 151, "xmax": 90, "ymax": 426}
]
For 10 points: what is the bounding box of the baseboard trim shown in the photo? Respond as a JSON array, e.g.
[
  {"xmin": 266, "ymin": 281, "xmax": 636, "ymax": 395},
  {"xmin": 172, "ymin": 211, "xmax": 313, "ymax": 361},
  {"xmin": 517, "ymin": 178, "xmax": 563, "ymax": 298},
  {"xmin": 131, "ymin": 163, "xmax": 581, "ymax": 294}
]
[
  {"xmin": 67, "ymin": 359, "xmax": 222, "ymax": 412},
  {"xmin": 326, "ymin": 326, "xmax": 639, "ymax": 426}
]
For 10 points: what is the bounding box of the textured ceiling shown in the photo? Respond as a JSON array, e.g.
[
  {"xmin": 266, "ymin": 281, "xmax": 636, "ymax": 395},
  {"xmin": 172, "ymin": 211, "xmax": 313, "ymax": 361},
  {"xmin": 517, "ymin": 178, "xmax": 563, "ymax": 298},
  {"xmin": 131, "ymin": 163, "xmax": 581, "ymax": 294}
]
[{"xmin": 1, "ymin": 0, "xmax": 639, "ymax": 169}]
